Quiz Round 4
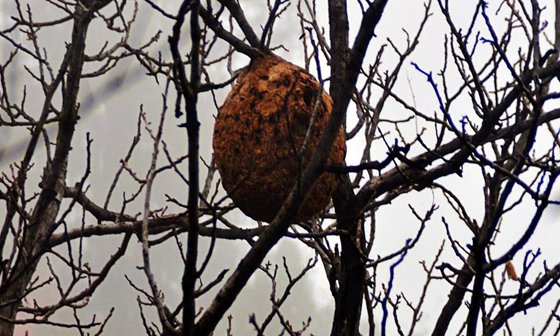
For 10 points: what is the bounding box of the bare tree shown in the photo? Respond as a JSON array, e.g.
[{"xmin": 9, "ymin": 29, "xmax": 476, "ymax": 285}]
[{"xmin": 1, "ymin": 0, "xmax": 560, "ymax": 335}]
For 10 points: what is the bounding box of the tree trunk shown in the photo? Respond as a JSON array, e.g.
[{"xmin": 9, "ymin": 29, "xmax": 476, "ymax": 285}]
[
  {"xmin": 330, "ymin": 225, "xmax": 366, "ymax": 336},
  {"xmin": 0, "ymin": 3, "xmax": 98, "ymax": 333},
  {"xmin": 331, "ymin": 176, "xmax": 365, "ymax": 336}
]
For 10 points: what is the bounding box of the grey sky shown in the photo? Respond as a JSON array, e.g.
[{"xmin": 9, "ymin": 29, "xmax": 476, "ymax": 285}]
[{"xmin": 1, "ymin": 1, "xmax": 560, "ymax": 335}]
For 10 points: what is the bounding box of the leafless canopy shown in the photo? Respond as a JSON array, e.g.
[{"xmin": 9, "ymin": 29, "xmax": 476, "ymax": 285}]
[{"xmin": 1, "ymin": 0, "xmax": 560, "ymax": 335}]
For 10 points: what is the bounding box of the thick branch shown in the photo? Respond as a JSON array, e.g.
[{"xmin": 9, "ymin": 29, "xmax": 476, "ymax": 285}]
[
  {"xmin": 198, "ymin": 6, "xmax": 263, "ymax": 59},
  {"xmin": 217, "ymin": 0, "xmax": 261, "ymax": 48},
  {"xmin": 328, "ymin": 1, "xmax": 389, "ymax": 335},
  {"xmin": 0, "ymin": 3, "xmax": 108, "ymax": 335},
  {"xmin": 48, "ymin": 216, "xmax": 265, "ymax": 248},
  {"xmin": 356, "ymin": 62, "xmax": 560, "ymax": 214}
]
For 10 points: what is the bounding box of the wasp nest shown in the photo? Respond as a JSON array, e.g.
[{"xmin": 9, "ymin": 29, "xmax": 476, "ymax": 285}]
[{"xmin": 213, "ymin": 55, "xmax": 346, "ymax": 223}]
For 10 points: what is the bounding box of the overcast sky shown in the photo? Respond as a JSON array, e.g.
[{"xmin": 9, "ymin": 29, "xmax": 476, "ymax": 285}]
[{"xmin": 1, "ymin": 1, "xmax": 560, "ymax": 335}]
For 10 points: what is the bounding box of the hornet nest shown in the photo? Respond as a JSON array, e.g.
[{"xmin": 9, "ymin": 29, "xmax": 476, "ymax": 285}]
[{"xmin": 213, "ymin": 54, "xmax": 346, "ymax": 223}]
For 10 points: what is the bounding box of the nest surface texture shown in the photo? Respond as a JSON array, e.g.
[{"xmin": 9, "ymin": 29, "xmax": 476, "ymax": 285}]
[{"xmin": 213, "ymin": 54, "xmax": 346, "ymax": 222}]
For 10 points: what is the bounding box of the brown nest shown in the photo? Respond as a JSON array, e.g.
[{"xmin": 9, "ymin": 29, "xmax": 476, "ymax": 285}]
[{"xmin": 213, "ymin": 54, "xmax": 346, "ymax": 223}]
